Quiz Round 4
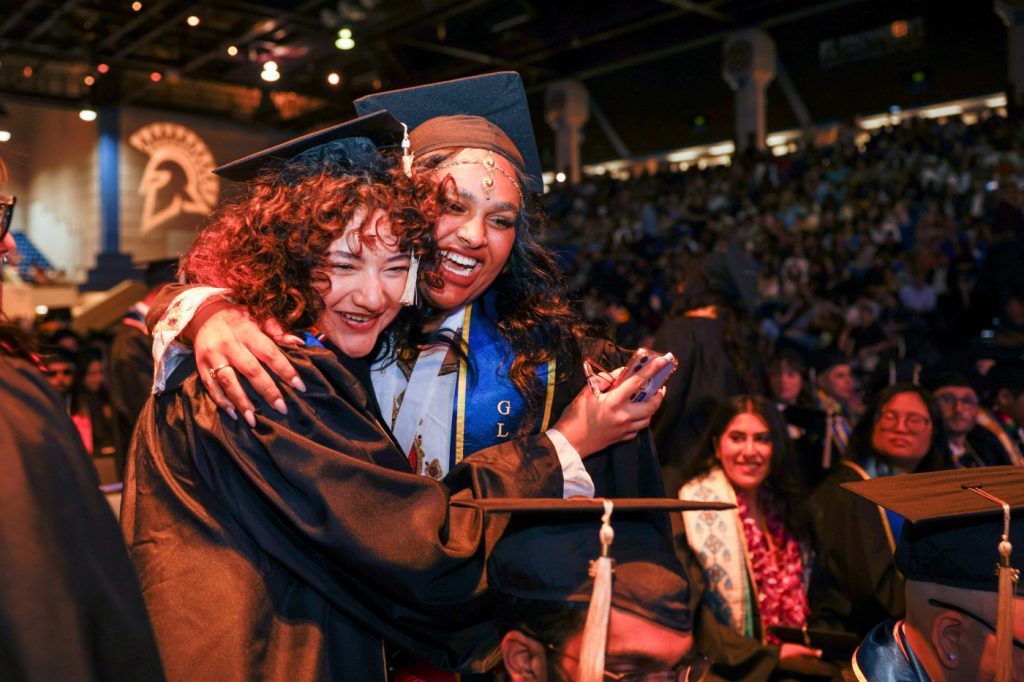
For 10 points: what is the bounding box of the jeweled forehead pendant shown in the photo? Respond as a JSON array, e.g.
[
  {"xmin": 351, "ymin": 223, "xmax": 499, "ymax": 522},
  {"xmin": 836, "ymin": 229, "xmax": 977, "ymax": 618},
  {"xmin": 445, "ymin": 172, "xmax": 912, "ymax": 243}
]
[{"xmin": 481, "ymin": 151, "xmax": 497, "ymax": 200}]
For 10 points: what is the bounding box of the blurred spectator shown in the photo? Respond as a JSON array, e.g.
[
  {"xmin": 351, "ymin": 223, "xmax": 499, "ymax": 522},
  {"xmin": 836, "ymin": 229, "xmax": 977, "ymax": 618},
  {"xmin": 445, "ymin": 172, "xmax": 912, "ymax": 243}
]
[{"xmin": 921, "ymin": 370, "xmax": 1019, "ymax": 467}]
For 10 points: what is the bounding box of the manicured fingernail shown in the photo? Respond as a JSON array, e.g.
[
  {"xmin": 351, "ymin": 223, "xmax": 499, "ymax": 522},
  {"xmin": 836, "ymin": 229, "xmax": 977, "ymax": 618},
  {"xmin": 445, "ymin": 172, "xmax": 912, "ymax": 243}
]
[
  {"xmin": 226, "ymin": 407, "xmax": 238, "ymax": 421},
  {"xmin": 290, "ymin": 376, "xmax": 306, "ymax": 392},
  {"xmin": 244, "ymin": 410, "xmax": 256, "ymax": 428},
  {"xmin": 272, "ymin": 399, "xmax": 287, "ymax": 415},
  {"xmin": 663, "ymin": 352, "xmax": 674, "ymax": 363}
]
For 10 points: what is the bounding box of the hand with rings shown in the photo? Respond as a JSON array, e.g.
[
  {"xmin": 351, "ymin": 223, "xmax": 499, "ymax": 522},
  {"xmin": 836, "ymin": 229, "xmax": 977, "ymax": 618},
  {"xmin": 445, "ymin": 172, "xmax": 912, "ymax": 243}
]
[{"xmin": 208, "ymin": 363, "xmax": 232, "ymax": 383}]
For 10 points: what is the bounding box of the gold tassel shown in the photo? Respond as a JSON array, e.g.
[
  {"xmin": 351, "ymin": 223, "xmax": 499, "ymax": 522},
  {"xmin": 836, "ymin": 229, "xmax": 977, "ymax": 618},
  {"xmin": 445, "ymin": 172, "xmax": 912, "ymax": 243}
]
[
  {"xmin": 994, "ymin": 537, "xmax": 1017, "ymax": 682},
  {"xmin": 822, "ymin": 411, "xmax": 834, "ymax": 470},
  {"xmin": 968, "ymin": 487, "xmax": 1018, "ymax": 682},
  {"xmin": 578, "ymin": 499, "xmax": 615, "ymax": 682}
]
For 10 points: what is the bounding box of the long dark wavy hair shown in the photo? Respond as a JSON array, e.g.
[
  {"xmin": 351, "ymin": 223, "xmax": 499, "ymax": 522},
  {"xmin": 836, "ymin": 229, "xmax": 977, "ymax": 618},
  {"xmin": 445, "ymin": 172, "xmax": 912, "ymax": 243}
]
[
  {"xmin": 182, "ymin": 150, "xmax": 445, "ymax": 362},
  {"xmin": 680, "ymin": 394, "xmax": 813, "ymax": 545},
  {"xmin": 414, "ymin": 150, "xmax": 590, "ymax": 424},
  {"xmin": 846, "ymin": 383, "xmax": 950, "ymax": 473}
]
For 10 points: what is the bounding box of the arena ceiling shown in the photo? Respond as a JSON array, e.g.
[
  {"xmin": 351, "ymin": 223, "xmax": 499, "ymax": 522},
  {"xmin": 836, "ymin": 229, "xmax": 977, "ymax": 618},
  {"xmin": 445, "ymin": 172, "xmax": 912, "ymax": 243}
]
[{"xmin": 0, "ymin": 0, "xmax": 1011, "ymax": 165}]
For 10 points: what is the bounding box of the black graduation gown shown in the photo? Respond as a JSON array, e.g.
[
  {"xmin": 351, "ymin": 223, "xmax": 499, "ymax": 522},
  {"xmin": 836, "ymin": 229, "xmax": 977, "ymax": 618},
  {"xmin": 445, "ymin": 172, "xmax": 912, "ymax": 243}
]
[
  {"xmin": 122, "ymin": 344, "xmax": 564, "ymax": 682},
  {"xmin": 651, "ymin": 316, "xmax": 741, "ymax": 496},
  {"xmin": 0, "ymin": 355, "xmax": 165, "ymax": 682},
  {"xmin": 808, "ymin": 464, "xmax": 904, "ymax": 638},
  {"xmin": 109, "ymin": 317, "xmax": 155, "ymax": 474}
]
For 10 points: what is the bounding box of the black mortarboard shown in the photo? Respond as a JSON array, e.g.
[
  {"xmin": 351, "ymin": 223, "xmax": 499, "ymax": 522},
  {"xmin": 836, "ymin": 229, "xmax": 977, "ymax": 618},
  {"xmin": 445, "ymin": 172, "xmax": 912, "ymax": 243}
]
[
  {"xmin": 353, "ymin": 72, "xmax": 543, "ymax": 192},
  {"xmin": 989, "ymin": 359, "xmax": 1024, "ymax": 394},
  {"xmin": 919, "ymin": 368, "xmax": 974, "ymax": 393},
  {"xmin": 38, "ymin": 344, "xmax": 77, "ymax": 368},
  {"xmin": 143, "ymin": 257, "xmax": 179, "ymax": 288},
  {"xmin": 844, "ymin": 467, "xmax": 1023, "ymax": 678},
  {"xmin": 461, "ymin": 497, "xmax": 730, "ymax": 678},
  {"xmin": 701, "ymin": 236, "xmax": 758, "ymax": 315},
  {"xmin": 212, "ymin": 110, "xmax": 405, "ymax": 182},
  {"xmin": 812, "ymin": 349, "xmax": 851, "ymax": 376}
]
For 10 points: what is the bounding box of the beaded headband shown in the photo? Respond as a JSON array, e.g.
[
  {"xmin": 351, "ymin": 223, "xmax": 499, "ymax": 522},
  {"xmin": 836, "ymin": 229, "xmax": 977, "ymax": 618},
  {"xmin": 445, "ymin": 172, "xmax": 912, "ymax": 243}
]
[{"xmin": 435, "ymin": 150, "xmax": 524, "ymax": 204}]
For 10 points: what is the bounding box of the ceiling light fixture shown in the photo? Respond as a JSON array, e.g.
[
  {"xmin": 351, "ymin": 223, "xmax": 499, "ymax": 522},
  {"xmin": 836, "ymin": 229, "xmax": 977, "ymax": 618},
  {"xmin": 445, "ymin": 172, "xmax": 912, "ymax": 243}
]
[
  {"xmin": 79, "ymin": 107, "xmax": 98, "ymax": 122},
  {"xmin": 335, "ymin": 27, "xmax": 355, "ymax": 50},
  {"xmin": 327, "ymin": 72, "xmax": 341, "ymax": 85},
  {"xmin": 187, "ymin": 15, "xmax": 200, "ymax": 27},
  {"xmin": 227, "ymin": 45, "xmax": 238, "ymax": 56}
]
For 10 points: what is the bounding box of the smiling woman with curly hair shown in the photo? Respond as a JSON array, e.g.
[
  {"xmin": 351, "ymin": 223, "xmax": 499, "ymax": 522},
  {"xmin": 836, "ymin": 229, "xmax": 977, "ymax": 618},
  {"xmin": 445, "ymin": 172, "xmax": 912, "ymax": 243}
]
[{"xmin": 120, "ymin": 123, "xmax": 582, "ymax": 682}]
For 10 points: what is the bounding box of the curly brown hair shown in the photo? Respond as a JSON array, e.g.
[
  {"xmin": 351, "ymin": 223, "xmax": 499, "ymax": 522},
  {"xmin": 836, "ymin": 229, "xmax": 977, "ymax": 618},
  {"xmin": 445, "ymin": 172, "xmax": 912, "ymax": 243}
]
[{"xmin": 182, "ymin": 151, "xmax": 445, "ymax": 358}]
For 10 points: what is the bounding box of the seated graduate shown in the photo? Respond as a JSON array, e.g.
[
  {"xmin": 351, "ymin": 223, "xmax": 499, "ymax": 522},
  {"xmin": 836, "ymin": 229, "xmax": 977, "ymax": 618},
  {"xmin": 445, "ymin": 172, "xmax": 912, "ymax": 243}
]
[
  {"xmin": 810, "ymin": 383, "xmax": 950, "ymax": 639},
  {"xmin": 485, "ymin": 498, "xmax": 720, "ymax": 682},
  {"xmin": 839, "ymin": 466, "xmax": 1024, "ymax": 682},
  {"xmin": 123, "ymin": 114, "xmax": 667, "ymax": 682},
  {"xmin": 675, "ymin": 395, "xmax": 833, "ymax": 680},
  {"xmin": 144, "ymin": 72, "xmax": 667, "ymax": 507}
]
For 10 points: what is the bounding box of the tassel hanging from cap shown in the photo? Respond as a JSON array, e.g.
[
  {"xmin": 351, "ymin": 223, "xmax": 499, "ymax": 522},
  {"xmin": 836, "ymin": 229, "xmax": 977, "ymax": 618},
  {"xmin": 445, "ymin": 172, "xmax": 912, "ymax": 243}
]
[
  {"xmin": 401, "ymin": 122, "xmax": 413, "ymax": 177},
  {"xmin": 578, "ymin": 499, "xmax": 615, "ymax": 682},
  {"xmin": 822, "ymin": 411, "xmax": 835, "ymax": 471},
  {"xmin": 400, "ymin": 249, "xmax": 419, "ymax": 307},
  {"xmin": 968, "ymin": 486, "xmax": 1019, "ymax": 682}
]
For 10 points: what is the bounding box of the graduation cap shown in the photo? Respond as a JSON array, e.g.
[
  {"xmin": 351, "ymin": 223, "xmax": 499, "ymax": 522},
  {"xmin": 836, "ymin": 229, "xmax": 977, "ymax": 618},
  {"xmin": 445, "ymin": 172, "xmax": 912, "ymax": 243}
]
[
  {"xmin": 701, "ymin": 236, "xmax": 758, "ymax": 315},
  {"xmin": 212, "ymin": 110, "xmax": 405, "ymax": 182},
  {"xmin": 989, "ymin": 359, "xmax": 1024, "ymax": 394},
  {"xmin": 843, "ymin": 467, "xmax": 1024, "ymax": 681},
  {"xmin": 143, "ymin": 257, "xmax": 179, "ymax": 288},
  {"xmin": 353, "ymin": 71, "xmax": 543, "ymax": 193},
  {"xmin": 457, "ymin": 497, "xmax": 730, "ymax": 681}
]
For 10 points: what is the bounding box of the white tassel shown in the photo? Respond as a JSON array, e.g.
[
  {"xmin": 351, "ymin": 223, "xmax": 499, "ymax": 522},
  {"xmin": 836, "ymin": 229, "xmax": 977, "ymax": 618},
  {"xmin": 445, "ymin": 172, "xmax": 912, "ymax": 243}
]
[
  {"xmin": 399, "ymin": 250, "xmax": 419, "ymax": 306},
  {"xmin": 578, "ymin": 499, "xmax": 615, "ymax": 682},
  {"xmin": 401, "ymin": 122, "xmax": 413, "ymax": 177}
]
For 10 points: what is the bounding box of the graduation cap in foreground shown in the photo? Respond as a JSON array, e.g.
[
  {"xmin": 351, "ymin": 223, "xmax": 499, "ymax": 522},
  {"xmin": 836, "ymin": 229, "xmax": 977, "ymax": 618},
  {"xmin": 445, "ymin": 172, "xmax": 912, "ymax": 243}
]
[
  {"xmin": 353, "ymin": 71, "xmax": 543, "ymax": 192},
  {"xmin": 454, "ymin": 497, "xmax": 731, "ymax": 682},
  {"xmin": 213, "ymin": 110, "xmax": 405, "ymax": 182},
  {"xmin": 701, "ymin": 236, "xmax": 758, "ymax": 316},
  {"xmin": 843, "ymin": 467, "xmax": 1024, "ymax": 681}
]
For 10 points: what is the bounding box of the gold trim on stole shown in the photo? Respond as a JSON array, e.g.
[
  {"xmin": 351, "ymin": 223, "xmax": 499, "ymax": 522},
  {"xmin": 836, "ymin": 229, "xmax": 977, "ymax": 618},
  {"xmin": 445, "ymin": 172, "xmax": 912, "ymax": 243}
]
[
  {"xmin": 540, "ymin": 358, "xmax": 556, "ymax": 431},
  {"xmin": 454, "ymin": 305, "xmax": 473, "ymax": 465},
  {"xmin": 840, "ymin": 460, "xmax": 897, "ymax": 554}
]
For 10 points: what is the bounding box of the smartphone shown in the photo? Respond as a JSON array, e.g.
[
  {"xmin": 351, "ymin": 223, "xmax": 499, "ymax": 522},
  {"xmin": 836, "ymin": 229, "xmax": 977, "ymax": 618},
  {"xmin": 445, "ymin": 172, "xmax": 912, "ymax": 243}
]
[
  {"xmin": 631, "ymin": 351, "xmax": 677, "ymax": 403},
  {"xmin": 610, "ymin": 348, "xmax": 656, "ymax": 390}
]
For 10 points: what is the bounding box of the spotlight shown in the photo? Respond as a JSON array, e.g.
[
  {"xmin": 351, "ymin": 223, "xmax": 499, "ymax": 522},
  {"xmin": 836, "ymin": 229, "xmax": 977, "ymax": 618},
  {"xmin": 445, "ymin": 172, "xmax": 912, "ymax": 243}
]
[
  {"xmin": 186, "ymin": 15, "xmax": 200, "ymax": 27},
  {"xmin": 22, "ymin": 66, "xmax": 32, "ymax": 78},
  {"xmin": 335, "ymin": 27, "xmax": 355, "ymax": 50},
  {"xmin": 327, "ymin": 72, "xmax": 341, "ymax": 86},
  {"xmin": 150, "ymin": 71, "xmax": 162, "ymax": 82},
  {"xmin": 84, "ymin": 75, "xmax": 95, "ymax": 86},
  {"xmin": 260, "ymin": 68, "xmax": 280, "ymax": 83},
  {"xmin": 555, "ymin": 172, "xmax": 566, "ymax": 183},
  {"xmin": 131, "ymin": 1, "xmax": 142, "ymax": 10},
  {"xmin": 79, "ymin": 107, "xmax": 98, "ymax": 122},
  {"xmin": 0, "ymin": 131, "xmax": 11, "ymax": 143},
  {"xmin": 227, "ymin": 45, "xmax": 238, "ymax": 57},
  {"xmin": 97, "ymin": 63, "xmax": 109, "ymax": 74}
]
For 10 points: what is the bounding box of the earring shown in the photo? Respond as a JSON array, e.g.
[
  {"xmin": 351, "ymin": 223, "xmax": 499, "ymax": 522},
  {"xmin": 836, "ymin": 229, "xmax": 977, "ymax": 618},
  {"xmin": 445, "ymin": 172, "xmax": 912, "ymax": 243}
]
[{"xmin": 948, "ymin": 653, "xmax": 957, "ymax": 662}]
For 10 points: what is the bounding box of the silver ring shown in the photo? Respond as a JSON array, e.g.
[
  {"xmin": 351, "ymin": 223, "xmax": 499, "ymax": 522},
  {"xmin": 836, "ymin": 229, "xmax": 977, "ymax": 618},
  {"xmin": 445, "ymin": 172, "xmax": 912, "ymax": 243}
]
[{"xmin": 208, "ymin": 363, "xmax": 231, "ymax": 382}]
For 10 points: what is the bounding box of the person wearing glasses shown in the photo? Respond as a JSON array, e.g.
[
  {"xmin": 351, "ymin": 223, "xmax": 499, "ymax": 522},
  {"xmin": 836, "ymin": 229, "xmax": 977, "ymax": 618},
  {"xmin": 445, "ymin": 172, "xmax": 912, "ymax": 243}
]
[
  {"xmin": 490, "ymin": 501, "xmax": 712, "ymax": 682},
  {"xmin": 922, "ymin": 370, "xmax": 1022, "ymax": 468},
  {"xmin": 810, "ymin": 384, "xmax": 950, "ymax": 639}
]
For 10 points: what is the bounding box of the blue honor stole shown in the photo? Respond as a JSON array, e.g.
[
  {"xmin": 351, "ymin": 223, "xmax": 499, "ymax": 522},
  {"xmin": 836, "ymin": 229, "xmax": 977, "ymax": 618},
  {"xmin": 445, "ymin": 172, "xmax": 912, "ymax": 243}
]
[{"xmin": 450, "ymin": 292, "xmax": 557, "ymax": 467}]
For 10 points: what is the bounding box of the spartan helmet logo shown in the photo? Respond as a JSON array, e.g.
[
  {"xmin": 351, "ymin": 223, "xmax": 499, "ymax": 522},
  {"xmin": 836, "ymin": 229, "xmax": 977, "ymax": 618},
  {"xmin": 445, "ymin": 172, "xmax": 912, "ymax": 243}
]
[{"xmin": 129, "ymin": 122, "xmax": 219, "ymax": 234}]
